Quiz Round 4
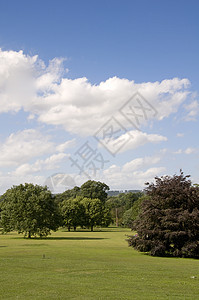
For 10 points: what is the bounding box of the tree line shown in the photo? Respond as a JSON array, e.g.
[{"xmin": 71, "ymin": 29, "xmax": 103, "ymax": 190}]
[
  {"xmin": 1, "ymin": 171, "xmax": 198, "ymax": 258},
  {"xmin": 0, "ymin": 180, "xmax": 143, "ymax": 238}
]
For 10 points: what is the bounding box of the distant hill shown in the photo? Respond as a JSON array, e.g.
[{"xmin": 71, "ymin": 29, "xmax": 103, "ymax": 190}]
[{"xmin": 107, "ymin": 190, "xmax": 142, "ymax": 196}]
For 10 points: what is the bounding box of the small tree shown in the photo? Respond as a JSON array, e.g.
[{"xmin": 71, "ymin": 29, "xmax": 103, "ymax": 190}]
[
  {"xmin": 60, "ymin": 197, "xmax": 85, "ymax": 231},
  {"xmin": 122, "ymin": 196, "xmax": 144, "ymax": 227},
  {"xmin": 0, "ymin": 183, "xmax": 61, "ymax": 238},
  {"xmin": 81, "ymin": 198, "xmax": 111, "ymax": 231},
  {"xmin": 127, "ymin": 171, "xmax": 199, "ymax": 258}
]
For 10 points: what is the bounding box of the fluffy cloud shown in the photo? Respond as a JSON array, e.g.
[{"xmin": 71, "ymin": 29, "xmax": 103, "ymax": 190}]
[
  {"xmin": 0, "ymin": 49, "xmax": 64, "ymax": 113},
  {"xmin": 0, "ymin": 129, "xmax": 54, "ymax": 167},
  {"xmin": 0, "ymin": 49, "xmax": 197, "ymax": 194},
  {"xmin": 0, "ymin": 49, "xmax": 192, "ymax": 136},
  {"xmin": 56, "ymin": 138, "xmax": 76, "ymax": 152},
  {"xmin": 97, "ymin": 130, "xmax": 167, "ymax": 154},
  {"xmin": 73, "ymin": 154, "xmax": 165, "ymax": 190},
  {"xmin": 36, "ymin": 77, "xmax": 190, "ymax": 136},
  {"xmin": 0, "ymin": 173, "xmax": 45, "ymax": 195},
  {"xmin": 100, "ymin": 155, "xmax": 165, "ymax": 189},
  {"xmin": 13, "ymin": 153, "xmax": 68, "ymax": 176}
]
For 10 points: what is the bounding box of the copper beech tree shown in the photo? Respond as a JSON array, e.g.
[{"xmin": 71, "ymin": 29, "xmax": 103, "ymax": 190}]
[{"xmin": 128, "ymin": 171, "xmax": 199, "ymax": 258}]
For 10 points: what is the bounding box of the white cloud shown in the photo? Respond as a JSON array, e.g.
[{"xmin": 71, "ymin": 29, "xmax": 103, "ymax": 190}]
[
  {"xmin": 13, "ymin": 152, "xmax": 68, "ymax": 176},
  {"xmin": 184, "ymin": 100, "xmax": 199, "ymax": 121},
  {"xmin": 36, "ymin": 77, "xmax": 190, "ymax": 136},
  {"xmin": 174, "ymin": 147, "xmax": 198, "ymax": 155},
  {"xmin": 0, "ymin": 49, "xmax": 64, "ymax": 113},
  {"xmin": 0, "ymin": 174, "xmax": 46, "ymax": 195},
  {"xmin": 73, "ymin": 154, "xmax": 165, "ymax": 190},
  {"xmin": 184, "ymin": 147, "xmax": 197, "ymax": 154},
  {"xmin": 56, "ymin": 138, "xmax": 76, "ymax": 152},
  {"xmin": 176, "ymin": 133, "xmax": 184, "ymax": 138},
  {"xmin": 0, "ymin": 129, "xmax": 54, "ymax": 167},
  {"xmin": 122, "ymin": 156, "xmax": 161, "ymax": 173},
  {"xmin": 0, "ymin": 49, "xmax": 198, "ymax": 194},
  {"xmin": 98, "ymin": 130, "xmax": 167, "ymax": 154},
  {"xmin": 174, "ymin": 149, "xmax": 183, "ymax": 154},
  {"xmin": 101, "ymin": 155, "xmax": 166, "ymax": 189},
  {"xmin": 0, "ymin": 49, "xmax": 192, "ymax": 136}
]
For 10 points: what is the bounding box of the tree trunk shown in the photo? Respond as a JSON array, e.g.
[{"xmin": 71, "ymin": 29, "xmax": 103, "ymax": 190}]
[
  {"xmin": 74, "ymin": 226, "xmax": 76, "ymax": 231},
  {"xmin": 28, "ymin": 231, "xmax": 31, "ymax": 238},
  {"xmin": 116, "ymin": 208, "xmax": 119, "ymax": 227},
  {"xmin": 68, "ymin": 226, "xmax": 71, "ymax": 232},
  {"xmin": 91, "ymin": 225, "xmax": 93, "ymax": 232}
]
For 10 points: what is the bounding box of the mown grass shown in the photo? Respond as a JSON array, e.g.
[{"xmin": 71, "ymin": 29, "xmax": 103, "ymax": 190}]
[{"xmin": 0, "ymin": 227, "xmax": 198, "ymax": 299}]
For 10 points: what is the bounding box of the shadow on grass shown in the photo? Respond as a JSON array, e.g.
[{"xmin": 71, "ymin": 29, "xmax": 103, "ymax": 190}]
[
  {"xmin": 61, "ymin": 229, "xmax": 129, "ymax": 233},
  {"xmin": 13, "ymin": 236, "xmax": 108, "ymax": 240},
  {"xmin": 44, "ymin": 237, "xmax": 108, "ymax": 240}
]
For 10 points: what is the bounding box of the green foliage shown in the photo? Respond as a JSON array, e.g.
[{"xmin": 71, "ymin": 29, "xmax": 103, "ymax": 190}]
[
  {"xmin": 128, "ymin": 171, "xmax": 199, "ymax": 258},
  {"xmin": 0, "ymin": 183, "xmax": 61, "ymax": 238},
  {"xmin": 122, "ymin": 196, "xmax": 145, "ymax": 227},
  {"xmin": 106, "ymin": 191, "xmax": 144, "ymax": 226},
  {"xmin": 80, "ymin": 180, "xmax": 109, "ymax": 203},
  {"xmin": 80, "ymin": 197, "xmax": 112, "ymax": 231},
  {"xmin": 60, "ymin": 197, "xmax": 85, "ymax": 231},
  {"xmin": 55, "ymin": 186, "xmax": 80, "ymax": 203}
]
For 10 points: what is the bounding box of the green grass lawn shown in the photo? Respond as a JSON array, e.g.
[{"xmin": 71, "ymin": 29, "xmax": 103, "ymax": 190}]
[{"xmin": 0, "ymin": 227, "xmax": 198, "ymax": 300}]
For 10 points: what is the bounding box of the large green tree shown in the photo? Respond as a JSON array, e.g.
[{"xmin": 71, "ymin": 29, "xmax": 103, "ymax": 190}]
[
  {"xmin": 127, "ymin": 171, "xmax": 199, "ymax": 258},
  {"xmin": 0, "ymin": 183, "xmax": 61, "ymax": 238}
]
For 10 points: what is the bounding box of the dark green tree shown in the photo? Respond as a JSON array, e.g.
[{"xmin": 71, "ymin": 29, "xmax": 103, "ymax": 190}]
[
  {"xmin": 55, "ymin": 186, "xmax": 80, "ymax": 203},
  {"xmin": 122, "ymin": 196, "xmax": 145, "ymax": 227},
  {"xmin": 80, "ymin": 180, "xmax": 109, "ymax": 203},
  {"xmin": 106, "ymin": 192, "xmax": 143, "ymax": 226},
  {"xmin": 0, "ymin": 183, "xmax": 62, "ymax": 238},
  {"xmin": 106, "ymin": 196, "xmax": 123, "ymax": 227},
  {"xmin": 127, "ymin": 171, "xmax": 199, "ymax": 258}
]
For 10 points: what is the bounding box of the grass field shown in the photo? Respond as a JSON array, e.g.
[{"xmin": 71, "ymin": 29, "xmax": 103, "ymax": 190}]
[{"xmin": 0, "ymin": 228, "xmax": 198, "ymax": 300}]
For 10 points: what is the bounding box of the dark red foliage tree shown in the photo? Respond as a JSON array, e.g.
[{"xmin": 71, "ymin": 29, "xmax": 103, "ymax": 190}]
[{"xmin": 127, "ymin": 170, "xmax": 199, "ymax": 258}]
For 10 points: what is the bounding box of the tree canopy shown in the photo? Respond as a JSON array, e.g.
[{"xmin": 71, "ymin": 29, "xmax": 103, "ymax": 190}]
[
  {"xmin": 127, "ymin": 171, "xmax": 199, "ymax": 258},
  {"xmin": 80, "ymin": 197, "xmax": 111, "ymax": 231},
  {"xmin": 60, "ymin": 196, "xmax": 112, "ymax": 231},
  {"xmin": 80, "ymin": 180, "xmax": 109, "ymax": 203},
  {"xmin": 0, "ymin": 183, "xmax": 61, "ymax": 238},
  {"xmin": 122, "ymin": 196, "xmax": 145, "ymax": 227},
  {"xmin": 106, "ymin": 191, "xmax": 144, "ymax": 226},
  {"xmin": 60, "ymin": 197, "xmax": 85, "ymax": 231}
]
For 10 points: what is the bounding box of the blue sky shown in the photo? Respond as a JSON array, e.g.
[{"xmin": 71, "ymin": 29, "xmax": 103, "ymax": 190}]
[{"xmin": 0, "ymin": 0, "xmax": 198, "ymax": 193}]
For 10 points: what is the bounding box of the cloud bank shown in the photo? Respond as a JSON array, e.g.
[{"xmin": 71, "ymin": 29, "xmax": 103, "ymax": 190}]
[{"xmin": 0, "ymin": 49, "xmax": 194, "ymax": 137}]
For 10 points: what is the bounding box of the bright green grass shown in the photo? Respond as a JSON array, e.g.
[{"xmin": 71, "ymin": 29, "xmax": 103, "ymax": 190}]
[{"xmin": 0, "ymin": 228, "xmax": 198, "ymax": 300}]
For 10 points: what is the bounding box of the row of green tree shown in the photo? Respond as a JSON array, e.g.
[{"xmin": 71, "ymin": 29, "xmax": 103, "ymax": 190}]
[
  {"xmin": 0, "ymin": 180, "xmax": 144, "ymax": 238},
  {"xmin": 106, "ymin": 191, "xmax": 144, "ymax": 227},
  {"xmin": 56, "ymin": 180, "xmax": 145, "ymax": 228},
  {"xmin": 0, "ymin": 171, "xmax": 199, "ymax": 258},
  {"xmin": 0, "ymin": 181, "xmax": 112, "ymax": 237}
]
